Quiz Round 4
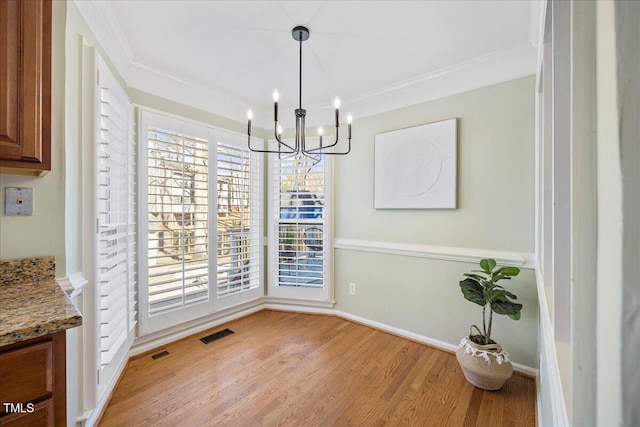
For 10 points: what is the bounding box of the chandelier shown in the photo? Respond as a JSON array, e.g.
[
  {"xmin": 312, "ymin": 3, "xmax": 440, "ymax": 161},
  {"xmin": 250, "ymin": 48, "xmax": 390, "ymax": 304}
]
[{"xmin": 247, "ymin": 26, "xmax": 352, "ymax": 159}]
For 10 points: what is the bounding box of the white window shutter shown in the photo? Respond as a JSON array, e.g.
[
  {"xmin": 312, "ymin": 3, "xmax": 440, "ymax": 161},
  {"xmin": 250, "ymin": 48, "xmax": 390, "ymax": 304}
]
[
  {"xmin": 268, "ymin": 152, "xmax": 333, "ymax": 303},
  {"xmin": 145, "ymin": 126, "xmax": 210, "ymax": 316},
  {"xmin": 139, "ymin": 113, "xmax": 263, "ymax": 332},
  {"xmin": 95, "ymin": 56, "xmax": 136, "ymax": 369},
  {"xmin": 216, "ymin": 137, "xmax": 261, "ymax": 298}
]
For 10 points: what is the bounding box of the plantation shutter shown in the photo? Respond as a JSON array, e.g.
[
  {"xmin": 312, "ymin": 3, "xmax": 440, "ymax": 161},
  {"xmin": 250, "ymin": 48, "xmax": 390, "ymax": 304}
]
[
  {"xmin": 95, "ymin": 56, "xmax": 136, "ymax": 370},
  {"xmin": 144, "ymin": 119, "xmax": 210, "ymax": 322},
  {"xmin": 140, "ymin": 111, "xmax": 264, "ymax": 333},
  {"xmin": 269, "ymin": 152, "xmax": 333, "ymax": 303},
  {"xmin": 216, "ymin": 134, "xmax": 261, "ymax": 302}
]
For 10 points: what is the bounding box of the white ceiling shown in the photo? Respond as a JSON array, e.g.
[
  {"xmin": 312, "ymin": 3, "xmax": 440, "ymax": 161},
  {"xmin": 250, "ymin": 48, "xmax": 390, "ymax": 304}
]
[{"xmin": 76, "ymin": 1, "xmax": 541, "ymax": 127}]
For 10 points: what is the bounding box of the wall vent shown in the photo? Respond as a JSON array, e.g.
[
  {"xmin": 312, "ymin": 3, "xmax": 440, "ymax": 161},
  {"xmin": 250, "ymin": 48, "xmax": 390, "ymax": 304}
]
[{"xmin": 151, "ymin": 350, "xmax": 170, "ymax": 359}]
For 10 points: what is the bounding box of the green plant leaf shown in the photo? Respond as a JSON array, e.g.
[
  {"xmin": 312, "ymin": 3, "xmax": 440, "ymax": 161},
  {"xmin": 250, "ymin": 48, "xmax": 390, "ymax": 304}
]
[
  {"xmin": 491, "ymin": 273, "xmax": 505, "ymax": 282},
  {"xmin": 463, "ymin": 273, "xmax": 487, "ymax": 283},
  {"xmin": 491, "ymin": 299, "xmax": 523, "ymax": 318},
  {"xmin": 496, "ymin": 266, "xmax": 520, "ymax": 277},
  {"xmin": 459, "ymin": 278, "xmax": 486, "ymax": 306},
  {"xmin": 479, "ymin": 259, "xmax": 494, "ymax": 273},
  {"xmin": 485, "ymin": 288, "xmax": 507, "ymax": 303},
  {"xmin": 504, "ymin": 290, "xmax": 517, "ymax": 299}
]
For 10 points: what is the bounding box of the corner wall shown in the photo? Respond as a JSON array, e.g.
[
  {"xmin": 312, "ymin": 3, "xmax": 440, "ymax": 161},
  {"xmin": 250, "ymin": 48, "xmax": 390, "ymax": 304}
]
[{"xmin": 333, "ymin": 76, "xmax": 538, "ymax": 368}]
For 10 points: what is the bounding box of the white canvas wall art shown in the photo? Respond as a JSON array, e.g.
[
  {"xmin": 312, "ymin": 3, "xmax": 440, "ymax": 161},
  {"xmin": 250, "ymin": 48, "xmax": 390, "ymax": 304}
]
[{"xmin": 374, "ymin": 119, "xmax": 457, "ymax": 209}]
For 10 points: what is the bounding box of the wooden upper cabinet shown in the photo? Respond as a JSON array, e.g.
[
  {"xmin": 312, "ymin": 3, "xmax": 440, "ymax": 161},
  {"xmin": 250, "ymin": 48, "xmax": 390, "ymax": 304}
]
[{"xmin": 0, "ymin": 0, "xmax": 51, "ymax": 175}]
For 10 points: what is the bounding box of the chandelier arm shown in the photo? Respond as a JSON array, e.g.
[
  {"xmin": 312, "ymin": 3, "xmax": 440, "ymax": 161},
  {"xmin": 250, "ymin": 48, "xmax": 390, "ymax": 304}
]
[
  {"xmin": 303, "ymin": 124, "xmax": 339, "ymax": 153},
  {"xmin": 274, "ymin": 128, "xmax": 296, "ymax": 152},
  {"xmin": 248, "ymin": 135, "xmax": 296, "ymax": 155},
  {"xmin": 304, "ymin": 135, "xmax": 351, "ymax": 155}
]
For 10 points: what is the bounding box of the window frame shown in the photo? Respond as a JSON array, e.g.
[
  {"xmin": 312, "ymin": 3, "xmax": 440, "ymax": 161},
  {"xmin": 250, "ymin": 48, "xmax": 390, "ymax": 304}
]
[{"xmin": 138, "ymin": 109, "xmax": 264, "ymax": 335}]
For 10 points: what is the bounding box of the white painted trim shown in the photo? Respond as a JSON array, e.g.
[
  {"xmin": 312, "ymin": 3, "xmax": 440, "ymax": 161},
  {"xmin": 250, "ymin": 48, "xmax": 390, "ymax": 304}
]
[
  {"xmin": 334, "ymin": 238, "xmax": 535, "ymax": 269},
  {"xmin": 536, "ymin": 273, "xmax": 570, "ymax": 426},
  {"xmin": 265, "ymin": 303, "xmax": 335, "ymax": 316},
  {"xmin": 73, "ymin": 0, "xmax": 132, "ymax": 83},
  {"xmin": 264, "ymin": 298, "xmax": 336, "ymax": 310},
  {"xmin": 56, "ymin": 272, "xmax": 88, "ymax": 299},
  {"xmin": 82, "ymin": 347, "xmax": 130, "ymax": 427}
]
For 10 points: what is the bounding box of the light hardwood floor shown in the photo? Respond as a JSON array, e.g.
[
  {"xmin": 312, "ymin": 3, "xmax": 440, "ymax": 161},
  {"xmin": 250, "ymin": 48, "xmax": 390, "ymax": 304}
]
[{"xmin": 99, "ymin": 310, "xmax": 535, "ymax": 426}]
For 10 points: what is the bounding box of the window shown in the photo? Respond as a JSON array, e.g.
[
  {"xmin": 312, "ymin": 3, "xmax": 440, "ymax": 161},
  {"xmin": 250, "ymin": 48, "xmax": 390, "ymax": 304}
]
[
  {"xmin": 216, "ymin": 137, "xmax": 261, "ymax": 303},
  {"xmin": 139, "ymin": 112, "xmax": 263, "ymax": 334},
  {"xmin": 145, "ymin": 124, "xmax": 209, "ymax": 321},
  {"xmin": 268, "ymin": 153, "xmax": 333, "ymax": 304}
]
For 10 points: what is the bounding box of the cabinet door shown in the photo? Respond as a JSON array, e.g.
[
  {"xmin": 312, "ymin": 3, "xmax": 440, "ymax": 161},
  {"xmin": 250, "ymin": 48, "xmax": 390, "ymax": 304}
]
[
  {"xmin": 0, "ymin": 331, "xmax": 66, "ymax": 427},
  {"xmin": 0, "ymin": 0, "xmax": 51, "ymax": 173},
  {"xmin": 0, "ymin": 400, "xmax": 54, "ymax": 427},
  {"xmin": 0, "ymin": 340, "xmax": 53, "ymax": 406}
]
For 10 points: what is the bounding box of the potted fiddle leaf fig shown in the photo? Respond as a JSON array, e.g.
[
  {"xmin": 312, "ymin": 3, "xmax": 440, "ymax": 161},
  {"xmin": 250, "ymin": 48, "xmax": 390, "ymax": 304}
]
[{"xmin": 455, "ymin": 258, "xmax": 522, "ymax": 390}]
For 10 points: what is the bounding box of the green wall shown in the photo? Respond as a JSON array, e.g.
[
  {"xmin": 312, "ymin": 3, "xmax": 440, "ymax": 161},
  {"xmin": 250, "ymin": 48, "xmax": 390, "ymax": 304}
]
[{"xmin": 333, "ymin": 77, "xmax": 538, "ymax": 367}]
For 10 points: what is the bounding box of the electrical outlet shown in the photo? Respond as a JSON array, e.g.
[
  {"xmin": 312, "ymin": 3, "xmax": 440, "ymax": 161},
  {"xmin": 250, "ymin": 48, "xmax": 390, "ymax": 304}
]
[{"xmin": 349, "ymin": 282, "xmax": 357, "ymax": 295}]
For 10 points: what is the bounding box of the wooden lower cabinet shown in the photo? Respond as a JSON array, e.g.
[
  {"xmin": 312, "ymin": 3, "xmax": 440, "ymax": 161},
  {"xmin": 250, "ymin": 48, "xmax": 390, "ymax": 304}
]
[{"xmin": 0, "ymin": 331, "xmax": 66, "ymax": 427}]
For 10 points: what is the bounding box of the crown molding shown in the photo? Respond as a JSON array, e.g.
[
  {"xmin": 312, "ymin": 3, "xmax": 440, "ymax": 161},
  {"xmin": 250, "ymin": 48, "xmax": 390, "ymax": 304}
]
[
  {"xmin": 127, "ymin": 59, "xmax": 258, "ymax": 125},
  {"xmin": 343, "ymin": 43, "xmax": 536, "ymax": 121},
  {"xmin": 74, "ymin": 0, "xmax": 537, "ymax": 126},
  {"xmin": 73, "ymin": 0, "xmax": 134, "ymax": 82},
  {"xmin": 126, "ymin": 43, "xmax": 536, "ymax": 126}
]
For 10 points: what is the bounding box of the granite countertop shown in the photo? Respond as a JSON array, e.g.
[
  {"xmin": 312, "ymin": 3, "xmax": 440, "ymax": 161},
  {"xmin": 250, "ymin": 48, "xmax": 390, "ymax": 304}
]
[{"xmin": 0, "ymin": 257, "xmax": 83, "ymax": 347}]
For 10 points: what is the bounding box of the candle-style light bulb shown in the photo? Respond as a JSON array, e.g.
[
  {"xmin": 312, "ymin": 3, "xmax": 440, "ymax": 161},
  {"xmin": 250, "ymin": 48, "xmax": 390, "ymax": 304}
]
[
  {"xmin": 318, "ymin": 127, "xmax": 324, "ymax": 136},
  {"xmin": 247, "ymin": 110, "xmax": 253, "ymax": 120},
  {"xmin": 347, "ymin": 114, "xmax": 352, "ymax": 139},
  {"xmin": 334, "ymin": 97, "xmax": 340, "ymax": 109},
  {"xmin": 273, "ymin": 90, "xmax": 279, "ymax": 122},
  {"xmin": 247, "ymin": 110, "xmax": 253, "ymax": 135},
  {"xmin": 277, "ymin": 125, "xmax": 283, "ymax": 136},
  {"xmin": 347, "ymin": 114, "xmax": 353, "ymax": 124}
]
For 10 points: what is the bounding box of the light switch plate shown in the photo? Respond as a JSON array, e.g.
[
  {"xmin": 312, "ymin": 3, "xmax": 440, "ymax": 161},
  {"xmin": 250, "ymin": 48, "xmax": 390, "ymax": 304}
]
[{"xmin": 5, "ymin": 187, "xmax": 34, "ymax": 216}]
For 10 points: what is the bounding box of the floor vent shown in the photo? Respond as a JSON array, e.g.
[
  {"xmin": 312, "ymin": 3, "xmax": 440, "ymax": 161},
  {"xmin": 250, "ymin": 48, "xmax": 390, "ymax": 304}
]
[
  {"xmin": 151, "ymin": 350, "xmax": 169, "ymax": 359},
  {"xmin": 200, "ymin": 328, "xmax": 234, "ymax": 344}
]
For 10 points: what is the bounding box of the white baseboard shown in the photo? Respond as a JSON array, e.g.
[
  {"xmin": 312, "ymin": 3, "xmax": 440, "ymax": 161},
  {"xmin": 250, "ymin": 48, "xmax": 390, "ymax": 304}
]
[{"xmin": 81, "ymin": 349, "xmax": 130, "ymax": 427}]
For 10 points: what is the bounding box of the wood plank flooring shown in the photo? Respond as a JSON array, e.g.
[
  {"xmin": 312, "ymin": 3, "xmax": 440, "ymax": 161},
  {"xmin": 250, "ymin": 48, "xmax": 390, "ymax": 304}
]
[{"xmin": 99, "ymin": 310, "xmax": 535, "ymax": 426}]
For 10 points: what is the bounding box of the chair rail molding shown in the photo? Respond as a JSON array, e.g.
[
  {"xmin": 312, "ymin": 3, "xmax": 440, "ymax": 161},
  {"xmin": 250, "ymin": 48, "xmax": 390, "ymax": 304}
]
[
  {"xmin": 334, "ymin": 238, "xmax": 535, "ymax": 269},
  {"xmin": 56, "ymin": 272, "xmax": 88, "ymax": 299}
]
